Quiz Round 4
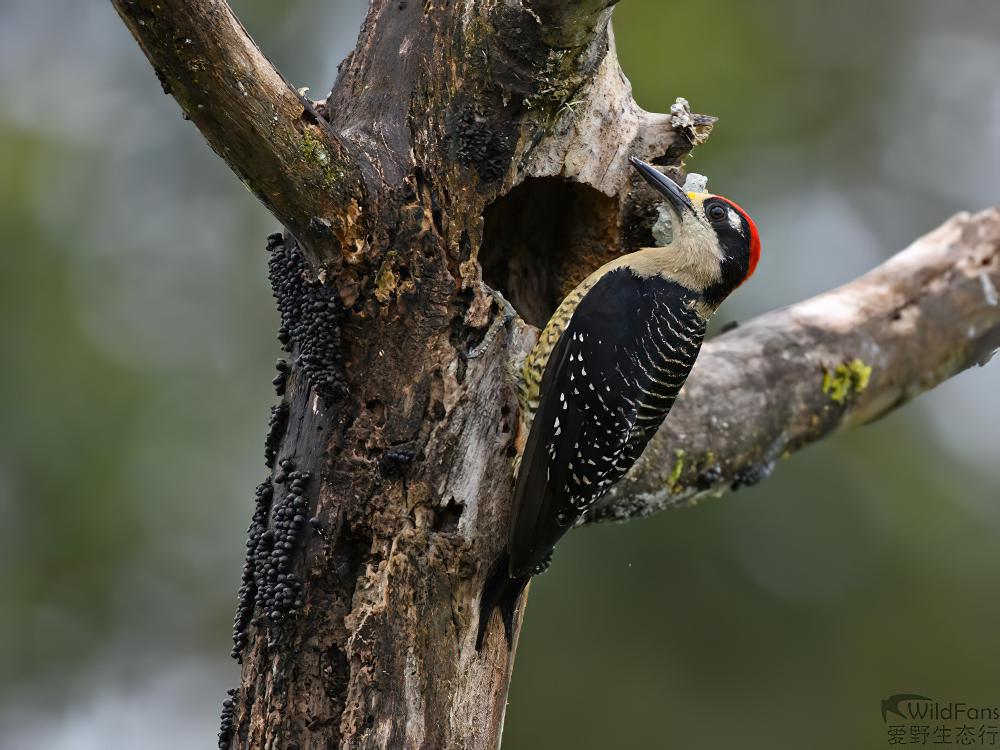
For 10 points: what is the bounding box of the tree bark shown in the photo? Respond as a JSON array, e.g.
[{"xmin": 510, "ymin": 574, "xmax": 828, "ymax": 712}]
[{"xmin": 109, "ymin": 1, "xmax": 1000, "ymax": 748}]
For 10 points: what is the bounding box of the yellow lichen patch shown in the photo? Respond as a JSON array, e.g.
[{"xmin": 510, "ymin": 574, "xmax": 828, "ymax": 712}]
[
  {"xmin": 374, "ymin": 254, "xmax": 400, "ymax": 304},
  {"xmin": 666, "ymin": 448, "xmax": 686, "ymax": 494},
  {"xmin": 335, "ymin": 199, "xmax": 366, "ymax": 257},
  {"xmin": 822, "ymin": 359, "xmax": 873, "ymax": 404}
]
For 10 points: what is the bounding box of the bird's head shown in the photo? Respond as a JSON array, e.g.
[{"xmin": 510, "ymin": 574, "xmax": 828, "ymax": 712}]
[{"xmin": 629, "ymin": 157, "xmax": 760, "ymax": 310}]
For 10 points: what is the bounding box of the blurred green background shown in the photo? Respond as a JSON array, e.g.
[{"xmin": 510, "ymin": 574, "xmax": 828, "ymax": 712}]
[{"xmin": 1, "ymin": 1, "xmax": 998, "ymax": 748}]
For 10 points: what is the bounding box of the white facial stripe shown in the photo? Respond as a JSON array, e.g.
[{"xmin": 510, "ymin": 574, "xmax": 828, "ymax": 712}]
[{"xmin": 727, "ymin": 208, "xmax": 743, "ymax": 236}]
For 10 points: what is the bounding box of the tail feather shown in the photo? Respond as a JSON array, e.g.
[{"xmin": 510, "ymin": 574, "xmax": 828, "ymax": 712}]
[{"xmin": 476, "ymin": 554, "xmax": 529, "ymax": 651}]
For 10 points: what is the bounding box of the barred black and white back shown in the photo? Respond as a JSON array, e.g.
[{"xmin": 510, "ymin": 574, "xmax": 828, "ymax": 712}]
[{"xmin": 508, "ymin": 267, "xmax": 707, "ymax": 577}]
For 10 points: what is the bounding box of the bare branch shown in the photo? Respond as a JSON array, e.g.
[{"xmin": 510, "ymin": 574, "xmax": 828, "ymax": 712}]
[
  {"xmin": 591, "ymin": 208, "xmax": 1000, "ymax": 522},
  {"xmin": 110, "ymin": 0, "xmax": 368, "ymax": 263}
]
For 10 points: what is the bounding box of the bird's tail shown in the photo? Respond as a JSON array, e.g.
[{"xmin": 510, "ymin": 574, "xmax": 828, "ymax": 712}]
[{"xmin": 476, "ymin": 554, "xmax": 529, "ymax": 651}]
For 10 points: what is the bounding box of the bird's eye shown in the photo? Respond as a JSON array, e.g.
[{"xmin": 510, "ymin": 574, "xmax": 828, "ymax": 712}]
[{"xmin": 707, "ymin": 204, "xmax": 727, "ymax": 222}]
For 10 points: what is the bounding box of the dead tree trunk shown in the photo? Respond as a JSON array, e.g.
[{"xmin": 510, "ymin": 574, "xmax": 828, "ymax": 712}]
[{"xmin": 111, "ymin": 1, "xmax": 1000, "ymax": 748}]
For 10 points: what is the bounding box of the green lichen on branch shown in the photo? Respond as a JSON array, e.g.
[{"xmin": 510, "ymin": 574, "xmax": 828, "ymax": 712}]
[
  {"xmin": 299, "ymin": 128, "xmax": 344, "ymax": 191},
  {"xmin": 666, "ymin": 448, "xmax": 687, "ymax": 494},
  {"xmin": 822, "ymin": 358, "xmax": 873, "ymax": 404}
]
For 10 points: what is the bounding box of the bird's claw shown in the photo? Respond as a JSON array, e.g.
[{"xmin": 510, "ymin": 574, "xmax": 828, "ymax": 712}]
[{"xmin": 468, "ymin": 288, "xmax": 517, "ymax": 359}]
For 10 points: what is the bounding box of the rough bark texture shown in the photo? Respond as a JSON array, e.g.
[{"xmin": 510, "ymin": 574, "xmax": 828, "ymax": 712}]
[{"xmin": 109, "ymin": 1, "xmax": 1000, "ymax": 749}]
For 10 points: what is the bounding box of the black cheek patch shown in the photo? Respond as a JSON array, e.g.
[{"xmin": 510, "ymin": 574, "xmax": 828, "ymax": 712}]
[{"xmin": 703, "ymin": 205, "xmax": 752, "ymax": 308}]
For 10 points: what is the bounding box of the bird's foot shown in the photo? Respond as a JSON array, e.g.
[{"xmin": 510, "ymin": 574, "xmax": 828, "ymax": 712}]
[{"xmin": 468, "ymin": 288, "xmax": 518, "ymax": 359}]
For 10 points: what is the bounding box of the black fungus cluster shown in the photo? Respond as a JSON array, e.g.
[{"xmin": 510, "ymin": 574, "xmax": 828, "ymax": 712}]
[
  {"xmin": 266, "ymin": 233, "xmax": 347, "ymax": 401},
  {"xmin": 217, "ymin": 688, "xmax": 236, "ymax": 749},
  {"xmin": 381, "ymin": 444, "xmax": 416, "ymax": 476},
  {"xmin": 230, "ymin": 460, "xmax": 312, "ymax": 659},
  {"xmin": 264, "ymin": 402, "xmax": 289, "ymax": 470},
  {"xmin": 455, "ymin": 109, "xmax": 508, "ymax": 182},
  {"xmin": 731, "ymin": 463, "xmax": 770, "ymax": 491},
  {"xmin": 272, "ymin": 358, "xmax": 289, "ymax": 396},
  {"xmin": 232, "ymin": 479, "xmax": 275, "ymax": 660},
  {"xmin": 694, "ymin": 465, "xmax": 724, "ymax": 491},
  {"xmin": 257, "ymin": 459, "xmax": 310, "ymax": 624}
]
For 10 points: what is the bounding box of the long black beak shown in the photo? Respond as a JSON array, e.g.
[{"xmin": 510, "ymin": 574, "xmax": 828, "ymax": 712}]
[{"xmin": 629, "ymin": 156, "xmax": 694, "ymax": 216}]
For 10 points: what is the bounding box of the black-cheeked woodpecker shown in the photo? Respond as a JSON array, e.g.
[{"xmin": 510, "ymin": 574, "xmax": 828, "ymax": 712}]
[{"xmin": 477, "ymin": 157, "xmax": 761, "ymax": 650}]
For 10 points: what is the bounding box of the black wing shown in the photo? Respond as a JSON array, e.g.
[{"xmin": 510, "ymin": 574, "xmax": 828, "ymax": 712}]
[{"xmin": 508, "ymin": 268, "xmax": 706, "ymax": 577}]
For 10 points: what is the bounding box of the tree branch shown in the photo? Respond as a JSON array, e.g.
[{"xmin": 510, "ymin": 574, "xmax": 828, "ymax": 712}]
[
  {"xmin": 591, "ymin": 208, "xmax": 1000, "ymax": 522},
  {"xmin": 110, "ymin": 0, "xmax": 368, "ymax": 263}
]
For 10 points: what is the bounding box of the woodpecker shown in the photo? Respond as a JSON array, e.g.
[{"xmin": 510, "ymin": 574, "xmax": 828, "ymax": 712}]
[{"xmin": 476, "ymin": 157, "xmax": 761, "ymax": 650}]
